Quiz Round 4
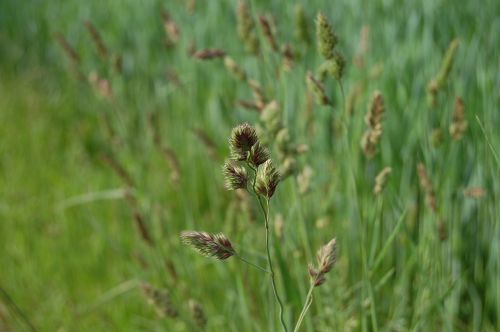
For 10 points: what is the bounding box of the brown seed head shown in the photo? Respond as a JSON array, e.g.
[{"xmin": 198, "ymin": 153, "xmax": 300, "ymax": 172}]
[
  {"xmin": 249, "ymin": 141, "xmax": 270, "ymax": 167},
  {"xmin": 361, "ymin": 90, "xmax": 385, "ymax": 158},
  {"xmin": 449, "ymin": 96, "xmax": 468, "ymax": 140},
  {"xmin": 223, "ymin": 160, "xmax": 248, "ymax": 190},
  {"xmin": 259, "ymin": 15, "xmax": 279, "ymax": 52},
  {"xmin": 141, "ymin": 283, "xmax": 178, "ymax": 318},
  {"xmin": 229, "ymin": 123, "xmax": 259, "ymax": 161},
  {"xmin": 317, "ymin": 238, "xmax": 337, "ymax": 274},
  {"xmin": 374, "ymin": 167, "xmax": 392, "ymax": 195},
  {"xmin": 181, "ymin": 231, "xmax": 235, "ymax": 260},
  {"xmin": 306, "ymin": 71, "xmax": 330, "ymax": 106},
  {"xmin": 188, "ymin": 299, "xmax": 207, "ymax": 329},
  {"xmin": 193, "ymin": 48, "xmax": 226, "ymax": 60}
]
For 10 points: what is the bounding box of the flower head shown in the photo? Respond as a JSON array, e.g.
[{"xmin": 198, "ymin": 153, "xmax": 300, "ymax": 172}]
[
  {"xmin": 181, "ymin": 231, "xmax": 235, "ymax": 260},
  {"xmin": 223, "ymin": 160, "xmax": 248, "ymax": 190},
  {"xmin": 229, "ymin": 123, "xmax": 258, "ymax": 161},
  {"xmin": 256, "ymin": 160, "xmax": 281, "ymax": 198}
]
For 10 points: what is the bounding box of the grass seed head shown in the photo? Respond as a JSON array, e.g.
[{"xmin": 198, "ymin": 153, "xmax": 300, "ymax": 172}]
[
  {"xmin": 361, "ymin": 90, "xmax": 385, "ymax": 158},
  {"xmin": 258, "ymin": 15, "xmax": 279, "ymax": 52},
  {"xmin": 188, "ymin": 299, "xmax": 207, "ymax": 329},
  {"xmin": 449, "ymin": 96, "xmax": 468, "ymax": 140},
  {"xmin": 374, "ymin": 167, "xmax": 392, "ymax": 195},
  {"xmin": 317, "ymin": 238, "xmax": 337, "ymax": 274},
  {"xmin": 256, "ymin": 160, "xmax": 280, "ymax": 198},
  {"xmin": 237, "ymin": 0, "xmax": 260, "ymax": 55},
  {"xmin": 249, "ymin": 141, "xmax": 270, "ymax": 167},
  {"xmin": 295, "ymin": 5, "xmax": 311, "ymax": 44},
  {"xmin": 223, "ymin": 160, "xmax": 248, "ymax": 190},
  {"xmin": 306, "ymin": 71, "xmax": 330, "ymax": 106},
  {"xmin": 141, "ymin": 283, "xmax": 178, "ymax": 318},
  {"xmin": 193, "ymin": 48, "xmax": 226, "ymax": 60},
  {"xmin": 316, "ymin": 12, "xmax": 338, "ymax": 60},
  {"xmin": 224, "ymin": 56, "xmax": 247, "ymax": 81},
  {"xmin": 181, "ymin": 231, "xmax": 235, "ymax": 260},
  {"xmin": 309, "ymin": 238, "xmax": 337, "ymax": 287},
  {"xmin": 229, "ymin": 123, "xmax": 259, "ymax": 161}
]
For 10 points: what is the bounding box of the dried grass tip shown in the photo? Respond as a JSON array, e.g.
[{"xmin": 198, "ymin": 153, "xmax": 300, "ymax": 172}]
[
  {"xmin": 361, "ymin": 90, "xmax": 385, "ymax": 158},
  {"xmin": 181, "ymin": 231, "xmax": 235, "ymax": 260},
  {"xmin": 193, "ymin": 48, "xmax": 226, "ymax": 60},
  {"xmin": 309, "ymin": 238, "xmax": 337, "ymax": 287},
  {"xmin": 373, "ymin": 167, "xmax": 392, "ymax": 195},
  {"xmin": 188, "ymin": 299, "xmax": 207, "ymax": 329}
]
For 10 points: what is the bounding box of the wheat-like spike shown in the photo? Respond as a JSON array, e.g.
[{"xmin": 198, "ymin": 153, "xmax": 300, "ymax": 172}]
[
  {"xmin": 427, "ymin": 38, "xmax": 459, "ymax": 106},
  {"xmin": 192, "ymin": 48, "xmax": 226, "ymax": 60},
  {"xmin": 259, "ymin": 15, "xmax": 279, "ymax": 52},
  {"xmin": 374, "ymin": 167, "xmax": 392, "ymax": 195},
  {"xmin": 306, "ymin": 71, "xmax": 330, "ymax": 106},
  {"xmin": 237, "ymin": 0, "xmax": 260, "ymax": 55},
  {"xmin": 316, "ymin": 12, "xmax": 338, "ymax": 60},
  {"xmin": 416, "ymin": 163, "xmax": 437, "ymax": 213},
  {"xmin": 141, "ymin": 283, "xmax": 178, "ymax": 318},
  {"xmin": 224, "ymin": 56, "xmax": 247, "ymax": 81},
  {"xmin": 188, "ymin": 299, "xmax": 207, "ymax": 329},
  {"xmin": 361, "ymin": 91, "xmax": 385, "ymax": 158},
  {"xmin": 294, "ymin": 5, "xmax": 311, "ymax": 44},
  {"xmin": 84, "ymin": 21, "xmax": 109, "ymax": 59},
  {"xmin": 449, "ymin": 96, "xmax": 468, "ymax": 140}
]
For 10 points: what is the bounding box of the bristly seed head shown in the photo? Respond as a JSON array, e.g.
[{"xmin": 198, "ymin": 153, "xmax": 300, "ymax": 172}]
[
  {"xmin": 188, "ymin": 299, "xmax": 207, "ymax": 329},
  {"xmin": 223, "ymin": 160, "xmax": 248, "ymax": 190},
  {"xmin": 141, "ymin": 282, "xmax": 178, "ymax": 318},
  {"xmin": 181, "ymin": 231, "xmax": 235, "ymax": 260},
  {"xmin": 309, "ymin": 237, "xmax": 337, "ymax": 287},
  {"xmin": 317, "ymin": 238, "xmax": 337, "ymax": 274},
  {"xmin": 249, "ymin": 141, "xmax": 270, "ymax": 167},
  {"xmin": 255, "ymin": 159, "xmax": 280, "ymax": 198},
  {"xmin": 316, "ymin": 12, "xmax": 338, "ymax": 60},
  {"xmin": 229, "ymin": 123, "xmax": 259, "ymax": 161}
]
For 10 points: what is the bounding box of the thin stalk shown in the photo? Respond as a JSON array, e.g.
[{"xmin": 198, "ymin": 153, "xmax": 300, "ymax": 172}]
[
  {"xmin": 247, "ymin": 163, "xmax": 288, "ymax": 332},
  {"xmin": 235, "ymin": 254, "xmax": 271, "ymax": 274},
  {"xmin": 264, "ymin": 197, "xmax": 288, "ymax": 332},
  {"xmin": 293, "ymin": 280, "xmax": 315, "ymax": 332}
]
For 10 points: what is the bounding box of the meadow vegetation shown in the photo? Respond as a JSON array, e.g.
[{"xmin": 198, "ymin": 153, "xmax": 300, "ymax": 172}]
[{"xmin": 0, "ymin": 0, "xmax": 499, "ymax": 331}]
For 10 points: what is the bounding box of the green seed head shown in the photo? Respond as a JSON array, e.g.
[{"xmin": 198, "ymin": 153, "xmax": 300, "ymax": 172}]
[
  {"xmin": 316, "ymin": 12, "xmax": 338, "ymax": 60},
  {"xmin": 256, "ymin": 160, "xmax": 280, "ymax": 198}
]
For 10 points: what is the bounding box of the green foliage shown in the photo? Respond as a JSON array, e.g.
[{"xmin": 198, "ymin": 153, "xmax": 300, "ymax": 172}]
[{"xmin": 0, "ymin": 0, "xmax": 499, "ymax": 331}]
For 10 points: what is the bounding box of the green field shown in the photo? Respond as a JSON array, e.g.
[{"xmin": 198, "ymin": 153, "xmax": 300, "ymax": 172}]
[{"xmin": 1, "ymin": 0, "xmax": 499, "ymax": 331}]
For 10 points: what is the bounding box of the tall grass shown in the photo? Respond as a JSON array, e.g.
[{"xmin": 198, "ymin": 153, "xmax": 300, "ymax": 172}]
[{"xmin": 0, "ymin": 0, "xmax": 499, "ymax": 331}]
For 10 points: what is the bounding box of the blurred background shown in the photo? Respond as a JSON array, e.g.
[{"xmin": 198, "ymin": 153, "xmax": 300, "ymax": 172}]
[{"xmin": 0, "ymin": 0, "xmax": 499, "ymax": 331}]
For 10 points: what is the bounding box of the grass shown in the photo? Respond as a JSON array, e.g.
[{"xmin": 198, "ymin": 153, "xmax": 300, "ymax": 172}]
[{"xmin": 0, "ymin": 0, "xmax": 499, "ymax": 331}]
